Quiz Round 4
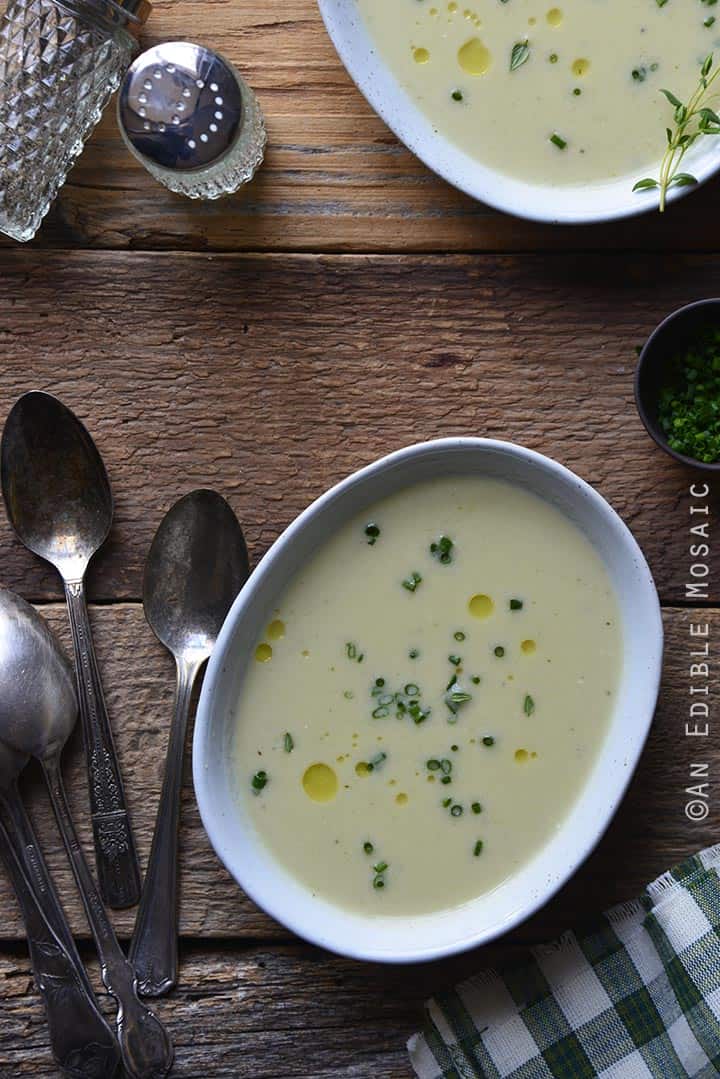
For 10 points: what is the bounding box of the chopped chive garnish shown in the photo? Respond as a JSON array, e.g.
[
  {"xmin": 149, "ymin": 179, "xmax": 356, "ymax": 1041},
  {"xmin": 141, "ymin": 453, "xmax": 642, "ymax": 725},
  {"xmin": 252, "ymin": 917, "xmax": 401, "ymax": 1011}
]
[
  {"xmin": 343, "ymin": 690, "xmax": 354, "ymax": 700},
  {"xmin": 405, "ymin": 683, "xmax": 420, "ymax": 696},
  {"xmin": 409, "ymin": 648, "xmax": 420, "ymax": 659},
  {"xmin": 474, "ymin": 840, "xmax": 484, "ymax": 857},
  {"xmin": 283, "ymin": 733, "xmax": 294, "ymax": 753},
  {"xmin": 450, "ymin": 804, "xmax": 463, "ymax": 817},
  {"xmin": 471, "ymin": 676, "xmax": 481, "ymax": 685},
  {"xmin": 442, "ymin": 797, "xmax": 452, "ymax": 808},
  {"xmin": 451, "ymin": 88, "xmax": 463, "ymax": 101},
  {"xmin": 402, "ymin": 571, "xmax": 423, "ymax": 592},
  {"xmin": 441, "ymin": 775, "xmax": 452, "ymax": 785},
  {"xmin": 251, "ymin": 770, "xmax": 268, "ymax": 793},
  {"xmin": 510, "ymin": 598, "xmax": 523, "ymax": 611},
  {"xmin": 524, "ymin": 694, "xmax": 535, "ymax": 716},
  {"xmin": 430, "ymin": 535, "xmax": 454, "ymax": 564},
  {"xmin": 448, "ymin": 654, "xmax": 462, "ymax": 667},
  {"xmin": 373, "ymin": 861, "xmax": 388, "ymax": 874},
  {"xmin": 375, "ymin": 677, "xmax": 385, "ymax": 688},
  {"xmin": 373, "ymin": 876, "xmax": 385, "ymax": 889},
  {"xmin": 454, "ymin": 630, "xmax": 466, "ymax": 641},
  {"xmin": 370, "ymin": 752, "xmax": 387, "ymax": 769},
  {"xmin": 345, "ymin": 642, "xmax": 356, "ymax": 659},
  {"xmin": 364, "ymin": 522, "xmax": 381, "ymax": 545},
  {"xmin": 363, "ymin": 841, "xmax": 374, "ymax": 854},
  {"xmin": 550, "ymin": 132, "xmax": 568, "ymax": 150},
  {"xmin": 482, "ymin": 736, "xmax": 495, "ymax": 747},
  {"xmin": 471, "ymin": 802, "xmax": 482, "ymax": 814},
  {"xmin": 494, "ymin": 646, "xmax": 505, "ymax": 658},
  {"xmin": 440, "ymin": 759, "xmax": 452, "ymax": 775},
  {"xmin": 427, "ymin": 758, "xmax": 441, "ymax": 771},
  {"xmin": 372, "ymin": 706, "xmax": 390, "ymax": 719},
  {"xmin": 451, "ymin": 744, "xmax": 459, "ymax": 752}
]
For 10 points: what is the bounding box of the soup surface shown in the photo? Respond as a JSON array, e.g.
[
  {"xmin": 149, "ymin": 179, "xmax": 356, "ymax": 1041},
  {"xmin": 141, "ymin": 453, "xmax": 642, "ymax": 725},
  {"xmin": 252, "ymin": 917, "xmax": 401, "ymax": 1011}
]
[
  {"xmin": 233, "ymin": 476, "xmax": 622, "ymax": 916},
  {"xmin": 356, "ymin": 0, "xmax": 719, "ymax": 187}
]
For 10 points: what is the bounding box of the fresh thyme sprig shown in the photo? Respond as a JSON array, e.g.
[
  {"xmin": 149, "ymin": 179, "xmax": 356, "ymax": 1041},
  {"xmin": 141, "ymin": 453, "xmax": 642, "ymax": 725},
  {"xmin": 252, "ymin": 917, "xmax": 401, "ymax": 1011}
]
[{"xmin": 634, "ymin": 53, "xmax": 720, "ymax": 212}]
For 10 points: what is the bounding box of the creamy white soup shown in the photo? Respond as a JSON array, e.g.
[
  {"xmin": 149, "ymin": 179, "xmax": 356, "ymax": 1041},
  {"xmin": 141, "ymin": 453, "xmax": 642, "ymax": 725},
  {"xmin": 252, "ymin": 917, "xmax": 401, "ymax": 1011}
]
[
  {"xmin": 232, "ymin": 476, "xmax": 621, "ymax": 916},
  {"xmin": 356, "ymin": 0, "xmax": 719, "ymax": 186}
]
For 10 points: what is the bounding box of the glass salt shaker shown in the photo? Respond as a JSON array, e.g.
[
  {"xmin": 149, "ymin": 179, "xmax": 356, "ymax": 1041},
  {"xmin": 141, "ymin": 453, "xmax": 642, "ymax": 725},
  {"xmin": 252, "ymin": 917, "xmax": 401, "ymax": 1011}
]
[
  {"xmin": 0, "ymin": 0, "xmax": 150, "ymax": 241},
  {"xmin": 117, "ymin": 42, "xmax": 266, "ymax": 199}
]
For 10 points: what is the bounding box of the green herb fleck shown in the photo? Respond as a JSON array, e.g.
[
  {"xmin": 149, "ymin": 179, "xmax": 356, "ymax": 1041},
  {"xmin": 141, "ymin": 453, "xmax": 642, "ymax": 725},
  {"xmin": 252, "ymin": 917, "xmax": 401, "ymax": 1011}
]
[
  {"xmin": 283, "ymin": 732, "xmax": 294, "ymax": 753},
  {"xmin": 510, "ymin": 39, "xmax": 530, "ymax": 72},
  {"xmin": 524, "ymin": 694, "xmax": 535, "ymax": 716},
  {"xmin": 364, "ymin": 522, "xmax": 381, "ymax": 545},
  {"xmin": 363, "ymin": 841, "xmax": 374, "ymax": 854},
  {"xmin": 251, "ymin": 770, "xmax": 268, "ymax": 793},
  {"xmin": 474, "ymin": 840, "xmax": 484, "ymax": 857},
  {"xmin": 430, "ymin": 535, "xmax": 454, "ymax": 564},
  {"xmin": 402, "ymin": 571, "xmax": 423, "ymax": 593}
]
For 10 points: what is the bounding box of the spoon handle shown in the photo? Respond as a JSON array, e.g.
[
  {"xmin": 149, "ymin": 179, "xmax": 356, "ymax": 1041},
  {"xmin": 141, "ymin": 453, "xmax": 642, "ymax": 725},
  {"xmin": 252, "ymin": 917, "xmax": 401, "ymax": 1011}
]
[
  {"xmin": 0, "ymin": 805, "xmax": 121, "ymax": 1078},
  {"xmin": 64, "ymin": 579, "xmax": 141, "ymax": 909},
  {"xmin": 130, "ymin": 657, "xmax": 199, "ymax": 996},
  {"xmin": 41, "ymin": 756, "xmax": 175, "ymax": 1079}
]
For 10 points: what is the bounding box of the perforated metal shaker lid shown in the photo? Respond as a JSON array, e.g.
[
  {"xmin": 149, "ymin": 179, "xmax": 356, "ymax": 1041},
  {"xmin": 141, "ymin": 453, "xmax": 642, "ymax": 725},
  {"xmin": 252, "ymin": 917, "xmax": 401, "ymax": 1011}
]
[{"xmin": 118, "ymin": 42, "xmax": 243, "ymax": 172}]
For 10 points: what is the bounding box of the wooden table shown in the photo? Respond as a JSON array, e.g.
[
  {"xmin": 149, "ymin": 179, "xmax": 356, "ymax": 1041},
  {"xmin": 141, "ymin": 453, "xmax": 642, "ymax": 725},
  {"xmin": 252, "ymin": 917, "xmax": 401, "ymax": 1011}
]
[{"xmin": 1, "ymin": 2, "xmax": 719, "ymax": 1075}]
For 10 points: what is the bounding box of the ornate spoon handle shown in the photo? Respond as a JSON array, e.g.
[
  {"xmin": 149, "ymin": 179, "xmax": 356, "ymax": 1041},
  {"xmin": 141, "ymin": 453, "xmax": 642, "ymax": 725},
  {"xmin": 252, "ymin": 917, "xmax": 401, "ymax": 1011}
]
[
  {"xmin": 42, "ymin": 755, "xmax": 174, "ymax": 1079},
  {"xmin": 64, "ymin": 579, "xmax": 141, "ymax": 909},
  {"xmin": 0, "ymin": 808, "xmax": 120, "ymax": 1078},
  {"xmin": 130, "ymin": 657, "xmax": 199, "ymax": 996}
]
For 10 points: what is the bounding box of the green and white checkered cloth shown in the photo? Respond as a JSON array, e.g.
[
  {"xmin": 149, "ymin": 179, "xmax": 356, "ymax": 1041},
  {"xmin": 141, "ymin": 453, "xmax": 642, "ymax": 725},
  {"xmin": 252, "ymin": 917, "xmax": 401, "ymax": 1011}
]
[{"xmin": 409, "ymin": 846, "xmax": 720, "ymax": 1079}]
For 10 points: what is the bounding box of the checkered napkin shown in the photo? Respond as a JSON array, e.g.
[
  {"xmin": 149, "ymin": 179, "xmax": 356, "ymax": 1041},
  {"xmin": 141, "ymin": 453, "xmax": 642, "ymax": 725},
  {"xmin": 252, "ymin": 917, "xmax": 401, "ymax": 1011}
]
[{"xmin": 408, "ymin": 846, "xmax": 720, "ymax": 1079}]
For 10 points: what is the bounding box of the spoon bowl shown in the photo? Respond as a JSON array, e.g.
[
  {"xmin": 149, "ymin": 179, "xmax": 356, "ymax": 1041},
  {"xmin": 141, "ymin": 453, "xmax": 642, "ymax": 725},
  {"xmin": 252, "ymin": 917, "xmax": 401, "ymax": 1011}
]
[
  {"xmin": 143, "ymin": 488, "xmax": 250, "ymax": 660},
  {"xmin": 1, "ymin": 391, "xmax": 112, "ymax": 579},
  {"xmin": 0, "ymin": 588, "xmax": 76, "ymax": 760}
]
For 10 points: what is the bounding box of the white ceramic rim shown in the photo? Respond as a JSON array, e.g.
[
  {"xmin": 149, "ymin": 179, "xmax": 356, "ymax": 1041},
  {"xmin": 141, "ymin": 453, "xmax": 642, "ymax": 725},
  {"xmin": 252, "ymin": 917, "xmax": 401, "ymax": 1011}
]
[
  {"xmin": 193, "ymin": 438, "xmax": 663, "ymax": 964},
  {"xmin": 317, "ymin": 0, "xmax": 720, "ymax": 224}
]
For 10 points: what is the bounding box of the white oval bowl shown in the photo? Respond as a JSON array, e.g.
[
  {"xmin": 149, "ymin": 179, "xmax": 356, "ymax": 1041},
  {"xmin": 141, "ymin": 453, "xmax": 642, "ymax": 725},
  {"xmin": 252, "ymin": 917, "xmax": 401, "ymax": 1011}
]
[
  {"xmin": 193, "ymin": 439, "xmax": 663, "ymax": 964},
  {"xmin": 317, "ymin": 0, "xmax": 720, "ymax": 224}
]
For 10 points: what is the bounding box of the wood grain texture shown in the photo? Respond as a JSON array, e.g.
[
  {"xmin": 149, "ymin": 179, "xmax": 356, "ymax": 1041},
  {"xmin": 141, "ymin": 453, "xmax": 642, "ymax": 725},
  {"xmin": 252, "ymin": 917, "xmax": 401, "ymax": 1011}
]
[
  {"xmin": 0, "ymin": 605, "xmax": 714, "ymax": 943},
  {"xmin": 0, "ymin": 250, "xmax": 716, "ymax": 606},
  {"xmin": 6, "ymin": 0, "xmax": 720, "ymax": 253},
  {"xmin": 0, "ymin": 941, "xmax": 527, "ymax": 1078}
]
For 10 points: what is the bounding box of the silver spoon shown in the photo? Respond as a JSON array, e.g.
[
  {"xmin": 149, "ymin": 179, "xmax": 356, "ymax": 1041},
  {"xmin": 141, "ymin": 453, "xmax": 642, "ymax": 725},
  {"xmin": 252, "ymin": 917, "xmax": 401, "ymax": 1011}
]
[
  {"xmin": 0, "ymin": 739, "xmax": 121, "ymax": 1078},
  {"xmin": 129, "ymin": 490, "xmax": 249, "ymax": 997},
  {"xmin": 1, "ymin": 391, "xmax": 140, "ymax": 909},
  {"xmin": 0, "ymin": 587, "xmax": 174, "ymax": 1079}
]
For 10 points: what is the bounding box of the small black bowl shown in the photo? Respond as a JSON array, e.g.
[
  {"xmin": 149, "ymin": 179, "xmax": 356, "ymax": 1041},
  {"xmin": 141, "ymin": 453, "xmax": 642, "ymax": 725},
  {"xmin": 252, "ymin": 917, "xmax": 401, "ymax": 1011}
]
[{"xmin": 635, "ymin": 298, "xmax": 720, "ymax": 473}]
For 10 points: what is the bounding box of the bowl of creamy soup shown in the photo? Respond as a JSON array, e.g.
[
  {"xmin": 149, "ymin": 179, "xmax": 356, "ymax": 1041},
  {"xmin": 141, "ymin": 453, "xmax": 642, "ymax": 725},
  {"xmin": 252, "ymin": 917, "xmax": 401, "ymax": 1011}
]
[
  {"xmin": 193, "ymin": 439, "xmax": 662, "ymax": 962},
  {"xmin": 317, "ymin": 0, "xmax": 720, "ymax": 222}
]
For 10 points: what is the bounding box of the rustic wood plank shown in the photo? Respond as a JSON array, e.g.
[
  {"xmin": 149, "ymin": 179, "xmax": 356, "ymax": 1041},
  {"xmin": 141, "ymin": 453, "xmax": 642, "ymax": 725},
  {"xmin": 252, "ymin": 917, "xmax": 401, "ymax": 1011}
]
[
  {"xmin": 0, "ymin": 605, "xmax": 714, "ymax": 943},
  {"xmin": 0, "ymin": 941, "xmax": 524, "ymax": 1078},
  {"xmin": 0, "ymin": 250, "xmax": 713, "ymax": 605},
  {"xmin": 7, "ymin": 0, "xmax": 720, "ymax": 253}
]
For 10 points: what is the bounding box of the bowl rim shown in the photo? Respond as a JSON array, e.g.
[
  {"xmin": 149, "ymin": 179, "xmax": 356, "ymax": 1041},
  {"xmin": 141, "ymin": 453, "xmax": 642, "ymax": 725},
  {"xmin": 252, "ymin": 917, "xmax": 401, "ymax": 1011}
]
[
  {"xmin": 635, "ymin": 298, "xmax": 720, "ymax": 472},
  {"xmin": 193, "ymin": 437, "xmax": 663, "ymax": 963},
  {"xmin": 316, "ymin": 0, "xmax": 720, "ymax": 225}
]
